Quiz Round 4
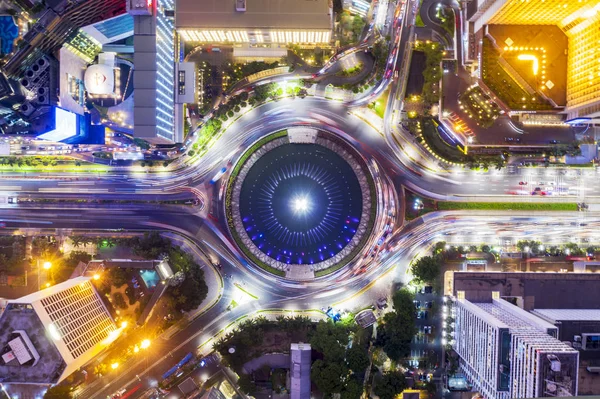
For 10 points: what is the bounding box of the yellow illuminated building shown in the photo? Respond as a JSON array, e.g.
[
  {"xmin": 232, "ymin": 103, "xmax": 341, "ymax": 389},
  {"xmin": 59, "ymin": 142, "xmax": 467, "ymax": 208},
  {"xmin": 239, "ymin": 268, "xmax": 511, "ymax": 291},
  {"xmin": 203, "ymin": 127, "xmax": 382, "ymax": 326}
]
[{"xmin": 472, "ymin": 0, "xmax": 600, "ymax": 117}]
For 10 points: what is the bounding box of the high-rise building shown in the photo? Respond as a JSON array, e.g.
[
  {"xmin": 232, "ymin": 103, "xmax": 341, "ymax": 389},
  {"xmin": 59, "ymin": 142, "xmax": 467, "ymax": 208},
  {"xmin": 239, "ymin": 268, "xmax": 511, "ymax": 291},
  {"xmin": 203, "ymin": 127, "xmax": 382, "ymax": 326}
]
[
  {"xmin": 467, "ymin": 0, "xmax": 600, "ymax": 118},
  {"xmin": 453, "ymin": 291, "xmax": 579, "ymax": 399},
  {"xmin": 0, "ymin": 277, "xmax": 118, "ymax": 384},
  {"xmin": 129, "ymin": 0, "xmax": 178, "ymax": 144}
]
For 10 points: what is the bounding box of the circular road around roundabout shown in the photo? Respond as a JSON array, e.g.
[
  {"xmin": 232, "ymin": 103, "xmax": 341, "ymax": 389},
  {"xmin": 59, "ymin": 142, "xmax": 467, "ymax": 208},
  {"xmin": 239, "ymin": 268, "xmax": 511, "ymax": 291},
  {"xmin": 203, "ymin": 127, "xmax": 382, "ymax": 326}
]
[{"xmin": 225, "ymin": 128, "xmax": 376, "ymax": 279}]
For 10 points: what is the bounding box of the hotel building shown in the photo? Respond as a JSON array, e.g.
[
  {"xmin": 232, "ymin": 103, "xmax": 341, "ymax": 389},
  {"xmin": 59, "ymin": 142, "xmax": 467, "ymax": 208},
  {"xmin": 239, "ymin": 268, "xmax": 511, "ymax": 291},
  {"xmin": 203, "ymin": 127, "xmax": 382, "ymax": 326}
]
[
  {"xmin": 0, "ymin": 277, "xmax": 118, "ymax": 384},
  {"xmin": 453, "ymin": 291, "xmax": 579, "ymax": 399},
  {"xmin": 467, "ymin": 0, "xmax": 600, "ymax": 118}
]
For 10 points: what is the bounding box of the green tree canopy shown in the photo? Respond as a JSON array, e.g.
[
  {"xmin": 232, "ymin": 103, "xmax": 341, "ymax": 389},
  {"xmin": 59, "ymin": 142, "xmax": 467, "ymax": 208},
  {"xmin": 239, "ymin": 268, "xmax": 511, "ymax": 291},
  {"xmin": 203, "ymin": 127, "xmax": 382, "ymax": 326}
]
[
  {"xmin": 410, "ymin": 255, "xmax": 442, "ymax": 284},
  {"xmin": 341, "ymin": 378, "xmax": 364, "ymax": 399},
  {"xmin": 310, "ymin": 320, "xmax": 349, "ymax": 363},
  {"xmin": 346, "ymin": 345, "xmax": 370, "ymax": 374},
  {"xmin": 376, "ymin": 289, "xmax": 416, "ymax": 361},
  {"xmin": 311, "ymin": 360, "xmax": 347, "ymax": 394},
  {"xmin": 44, "ymin": 385, "xmax": 72, "ymax": 399},
  {"xmin": 237, "ymin": 373, "xmax": 257, "ymax": 395},
  {"xmin": 373, "ymin": 371, "xmax": 407, "ymax": 399}
]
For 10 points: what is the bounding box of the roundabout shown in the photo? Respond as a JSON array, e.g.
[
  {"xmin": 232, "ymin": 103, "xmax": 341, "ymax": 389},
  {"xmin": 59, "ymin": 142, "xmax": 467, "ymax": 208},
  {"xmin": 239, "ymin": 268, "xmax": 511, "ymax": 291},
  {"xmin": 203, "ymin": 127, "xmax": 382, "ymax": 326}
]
[{"xmin": 225, "ymin": 128, "xmax": 377, "ymax": 279}]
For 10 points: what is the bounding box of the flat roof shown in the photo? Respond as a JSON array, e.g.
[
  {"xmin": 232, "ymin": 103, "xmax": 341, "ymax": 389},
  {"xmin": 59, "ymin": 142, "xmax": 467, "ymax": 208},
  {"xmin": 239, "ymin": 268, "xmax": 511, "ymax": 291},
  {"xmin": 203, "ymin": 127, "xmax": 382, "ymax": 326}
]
[
  {"xmin": 532, "ymin": 309, "xmax": 600, "ymax": 322},
  {"xmin": 175, "ymin": 0, "xmax": 331, "ymax": 30},
  {"xmin": 0, "ymin": 304, "xmax": 65, "ymax": 383},
  {"xmin": 452, "ymin": 272, "xmax": 600, "ymax": 310}
]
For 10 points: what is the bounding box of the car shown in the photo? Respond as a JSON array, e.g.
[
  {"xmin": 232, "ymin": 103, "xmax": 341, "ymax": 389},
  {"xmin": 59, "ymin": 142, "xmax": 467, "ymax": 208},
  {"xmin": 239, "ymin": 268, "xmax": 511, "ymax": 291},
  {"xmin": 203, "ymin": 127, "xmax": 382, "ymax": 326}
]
[
  {"xmin": 421, "ymin": 286, "xmax": 433, "ymax": 294},
  {"xmin": 534, "ymin": 187, "xmax": 542, "ymax": 191},
  {"xmin": 423, "ymin": 311, "xmax": 428, "ymax": 319},
  {"xmin": 108, "ymin": 388, "xmax": 127, "ymax": 398},
  {"xmin": 425, "ymin": 301, "xmax": 433, "ymax": 309},
  {"xmin": 550, "ymin": 139, "xmax": 559, "ymax": 144},
  {"xmin": 377, "ymin": 297, "xmax": 388, "ymax": 309},
  {"xmin": 414, "ymin": 300, "xmax": 421, "ymax": 309},
  {"xmin": 519, "ymin": 181, "xmax": 528, "ymax": 185}
]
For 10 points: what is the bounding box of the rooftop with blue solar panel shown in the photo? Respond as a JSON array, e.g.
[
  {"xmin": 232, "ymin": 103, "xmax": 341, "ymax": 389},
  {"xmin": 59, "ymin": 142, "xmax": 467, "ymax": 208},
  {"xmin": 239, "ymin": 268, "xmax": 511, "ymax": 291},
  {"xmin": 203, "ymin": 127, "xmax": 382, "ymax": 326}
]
[{"xmin": 81, "ymin": 13, "xmax": 134, "ymax": 45}]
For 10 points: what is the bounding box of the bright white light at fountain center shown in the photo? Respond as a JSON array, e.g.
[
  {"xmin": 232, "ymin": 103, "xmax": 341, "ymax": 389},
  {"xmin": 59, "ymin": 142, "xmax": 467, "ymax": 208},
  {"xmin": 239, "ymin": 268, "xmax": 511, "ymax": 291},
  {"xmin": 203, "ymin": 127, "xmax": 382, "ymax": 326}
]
[{"xmin": 291, "ymin": 195, "xmax": 311, "ymax": 214}]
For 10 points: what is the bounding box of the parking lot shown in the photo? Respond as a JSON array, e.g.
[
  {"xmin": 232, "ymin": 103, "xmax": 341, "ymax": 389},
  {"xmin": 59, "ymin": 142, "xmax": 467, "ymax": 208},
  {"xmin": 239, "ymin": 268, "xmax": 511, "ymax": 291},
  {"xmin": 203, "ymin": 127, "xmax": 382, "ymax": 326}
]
[{"xmin": 409, "ymin": 285, "xmax": 444, "ymax": 384}]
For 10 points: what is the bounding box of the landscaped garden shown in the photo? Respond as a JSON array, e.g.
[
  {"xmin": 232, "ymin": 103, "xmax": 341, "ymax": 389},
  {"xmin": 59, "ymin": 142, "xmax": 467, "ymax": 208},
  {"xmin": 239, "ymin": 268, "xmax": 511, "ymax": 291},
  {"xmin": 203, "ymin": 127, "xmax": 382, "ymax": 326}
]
[
  {"xmin": 214, "ymin": 315, "xmax": 372, "ymax": 399},
  {"xmin": 481, "ymin": 38, "xmax": 553, "ymax": 110}
]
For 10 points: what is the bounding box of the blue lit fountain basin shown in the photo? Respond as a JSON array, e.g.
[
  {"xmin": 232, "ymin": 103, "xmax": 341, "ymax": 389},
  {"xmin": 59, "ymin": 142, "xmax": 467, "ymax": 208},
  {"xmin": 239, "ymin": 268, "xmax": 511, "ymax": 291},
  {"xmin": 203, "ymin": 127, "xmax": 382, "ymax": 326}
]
[{"xmin": 226, "ymin": 129, "xmax": 375, "ymax": 276}]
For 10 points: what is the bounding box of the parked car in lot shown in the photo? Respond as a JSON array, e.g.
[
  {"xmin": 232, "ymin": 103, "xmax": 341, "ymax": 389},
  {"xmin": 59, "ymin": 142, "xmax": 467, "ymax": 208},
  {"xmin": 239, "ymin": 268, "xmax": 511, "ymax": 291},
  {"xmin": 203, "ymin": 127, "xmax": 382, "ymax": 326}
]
[{"xmin": 420, "ymin": 286, "xmax": 433, "ymax": 294}]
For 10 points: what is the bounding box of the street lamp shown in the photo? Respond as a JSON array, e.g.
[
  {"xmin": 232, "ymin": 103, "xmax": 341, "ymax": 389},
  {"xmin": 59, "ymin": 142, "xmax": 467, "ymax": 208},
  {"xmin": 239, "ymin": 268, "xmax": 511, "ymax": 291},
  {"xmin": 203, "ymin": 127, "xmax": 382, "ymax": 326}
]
[
  {"xmin": 37, "ymin": 260, "xmax": 52, "ymax": 291},
  {"xmin": 140, "ymin": 339, "xmax": 151, "ymax": 350}
]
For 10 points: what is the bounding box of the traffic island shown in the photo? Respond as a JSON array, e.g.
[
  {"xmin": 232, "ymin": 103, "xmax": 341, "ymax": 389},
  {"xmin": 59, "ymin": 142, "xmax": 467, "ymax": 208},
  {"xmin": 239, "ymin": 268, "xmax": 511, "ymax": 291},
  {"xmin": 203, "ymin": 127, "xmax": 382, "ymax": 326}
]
[{"xmin": 224, "ymin": 128, "xmax": 377, "ymax": 280}]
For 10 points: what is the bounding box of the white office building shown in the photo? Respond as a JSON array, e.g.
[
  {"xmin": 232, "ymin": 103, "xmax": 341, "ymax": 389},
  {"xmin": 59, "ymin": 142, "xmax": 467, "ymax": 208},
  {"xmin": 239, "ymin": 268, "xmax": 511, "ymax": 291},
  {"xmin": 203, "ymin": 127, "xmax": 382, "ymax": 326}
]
[{"xmin": 453, "ymin": 291, "xmax": 579, "ymax": 399}]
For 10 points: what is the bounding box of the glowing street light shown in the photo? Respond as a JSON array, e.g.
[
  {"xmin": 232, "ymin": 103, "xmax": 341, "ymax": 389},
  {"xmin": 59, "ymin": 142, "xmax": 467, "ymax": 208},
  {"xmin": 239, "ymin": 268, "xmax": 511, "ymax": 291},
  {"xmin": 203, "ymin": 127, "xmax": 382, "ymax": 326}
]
[
  {"xmin": 43, "ymin": 262, "xmax": 52, "ymax": 270},
  {"xmin": 111, "ymin": 362, "xmax": 119, "ymax": 370},
  {"xmin": 93, "ymin": 273, "xmax": 100, "ymax": 280},
  {"xmin": 140, "ymin": 339, "xmax": 151, "ymax": 349}
]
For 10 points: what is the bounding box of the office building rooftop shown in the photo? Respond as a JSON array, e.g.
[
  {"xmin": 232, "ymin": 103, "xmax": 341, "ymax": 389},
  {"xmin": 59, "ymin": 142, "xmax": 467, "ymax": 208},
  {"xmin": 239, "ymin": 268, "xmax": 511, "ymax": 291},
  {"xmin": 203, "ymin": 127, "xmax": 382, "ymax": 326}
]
[{"xmin": 175, "ymin": 0, "xmax": 331, "ymax": 30}]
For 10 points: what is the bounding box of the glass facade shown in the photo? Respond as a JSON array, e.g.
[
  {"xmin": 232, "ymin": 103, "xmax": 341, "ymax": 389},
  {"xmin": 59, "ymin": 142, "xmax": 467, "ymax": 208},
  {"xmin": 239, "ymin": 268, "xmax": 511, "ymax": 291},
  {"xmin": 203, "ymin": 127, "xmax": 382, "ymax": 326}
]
[{"xmin": 155, "ymin": 0, "xmax": 175, "ymax": 141}]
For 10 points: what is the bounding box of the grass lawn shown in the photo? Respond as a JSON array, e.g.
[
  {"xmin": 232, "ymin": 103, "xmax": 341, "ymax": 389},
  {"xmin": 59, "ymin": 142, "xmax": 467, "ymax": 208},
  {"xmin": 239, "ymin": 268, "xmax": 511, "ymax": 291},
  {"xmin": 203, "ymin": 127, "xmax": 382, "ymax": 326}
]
[
  {"xmin": 437, "ymin": 202, "xmax": 578, "ymax": 211},
  {"xmin": 372, "ymin": 88, "xmax": 389, "ymax": 118},
  {"xmin": 417, "ymin": 118, "xmax": 467, "ymax": 164},
  {"xmin": 405, "ymin": 189, "xmax": 436, "ymax": 220}
]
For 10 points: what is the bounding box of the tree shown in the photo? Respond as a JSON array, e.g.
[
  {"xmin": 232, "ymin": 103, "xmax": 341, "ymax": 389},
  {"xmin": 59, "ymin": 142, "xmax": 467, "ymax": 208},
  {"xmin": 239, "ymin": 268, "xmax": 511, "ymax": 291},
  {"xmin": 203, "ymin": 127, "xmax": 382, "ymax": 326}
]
[
  {"xmin": 410, "ymin": 255, "xmax": 441, "ymax": 284},
  {"xmin": 481, "ymin": 245, "xmax": 491, "ymax": 253},
  {"xmin": 376, "ymin": 289, "xmax": 415, "ymax": 361},
  {"xmin": 311, "ymin": 360, "xmax": 346, "ymax": 394},
  {"xmin": 237, "ymin": 373, "xmax": 257, "ymax": 395},
  {"xmin": 44, "ymin": 385, "xmax": 72, "ymax": 399},
  {"xmin": 564, "ymin": 242, "xmax": 584, "ymax": 255},
  {"xmin": 341, "ymin": 378, "xmax": 364, "ymax": 399},
  {"xmin": 94, "ymin": 363, "xmax": 107, "ymax": 377},
  {"xmin": 373, "ymin": 371, "xmax": 407, "ymax": 399},
  {"xmin": 346, "ymin": 345, "xmax": 370, "ymax": 374},
  {"xmin": 310, "ymin": 321, "xmax": 349, "ymax": 363}
]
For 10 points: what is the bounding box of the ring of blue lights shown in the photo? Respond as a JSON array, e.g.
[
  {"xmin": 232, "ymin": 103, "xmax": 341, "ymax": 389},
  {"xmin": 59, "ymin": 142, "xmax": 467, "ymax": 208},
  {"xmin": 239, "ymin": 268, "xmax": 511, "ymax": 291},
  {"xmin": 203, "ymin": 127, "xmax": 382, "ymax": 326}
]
[
  {"xmin": 239, "ymin": 145, "xmax": 362, "ymax": 265},
  {"xmin": 227, "ymin": 130, "xmax": 374, "ymax": 274}
]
